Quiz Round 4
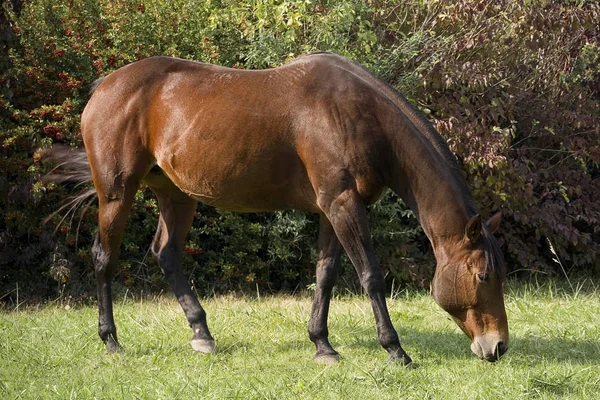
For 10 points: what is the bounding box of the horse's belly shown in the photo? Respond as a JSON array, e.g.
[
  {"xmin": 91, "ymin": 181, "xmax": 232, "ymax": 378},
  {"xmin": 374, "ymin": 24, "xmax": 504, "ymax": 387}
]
[
  {"xmin": 186, "ymin": 188, "xmax": 313, "ymax": 212},
  {"xmin": 181, "ymin": 178, "xmax": 317, "ymax": 213},
  {"xmin": 158, "ymin": 145, "xmax": 318, "ymax": 212}
]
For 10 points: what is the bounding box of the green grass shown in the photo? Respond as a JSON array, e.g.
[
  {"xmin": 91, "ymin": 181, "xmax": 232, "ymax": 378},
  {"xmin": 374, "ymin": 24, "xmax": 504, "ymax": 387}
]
[{"xmin": 1, "ymin": 281, "xmax": 599, "ymax": 399}]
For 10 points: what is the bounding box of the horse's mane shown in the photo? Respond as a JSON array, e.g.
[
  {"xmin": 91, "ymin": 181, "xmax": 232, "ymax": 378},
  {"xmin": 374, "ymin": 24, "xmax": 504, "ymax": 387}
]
[{"xmin": 482, "ymin": 225, "xmax": 506, "ymax": 279}]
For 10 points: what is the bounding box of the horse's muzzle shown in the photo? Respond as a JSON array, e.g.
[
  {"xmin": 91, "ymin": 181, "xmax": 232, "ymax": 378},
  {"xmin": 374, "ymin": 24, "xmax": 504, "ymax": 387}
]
[{"xmin": 471, "ymin": 334, "xmax": 508, "ymax": 362}]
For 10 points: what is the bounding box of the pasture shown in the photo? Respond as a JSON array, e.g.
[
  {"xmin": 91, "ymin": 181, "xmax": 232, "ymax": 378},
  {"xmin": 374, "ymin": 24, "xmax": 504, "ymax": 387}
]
[{"xmin": 1, "ymin": 281, "xmax": 599, "ymax": 399}]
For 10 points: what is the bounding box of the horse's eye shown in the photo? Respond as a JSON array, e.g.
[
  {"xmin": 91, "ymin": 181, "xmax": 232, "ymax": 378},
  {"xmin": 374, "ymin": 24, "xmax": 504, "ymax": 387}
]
[{"xmin": 477, "ymin": 273, "xmax": 489, "ymax": 282}]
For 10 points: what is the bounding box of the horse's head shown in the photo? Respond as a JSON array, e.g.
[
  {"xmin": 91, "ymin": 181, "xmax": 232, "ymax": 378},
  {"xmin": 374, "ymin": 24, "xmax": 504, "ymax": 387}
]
[{"xmin": 430, "ymin": 212, "xmax": 508, "ymax": 362}]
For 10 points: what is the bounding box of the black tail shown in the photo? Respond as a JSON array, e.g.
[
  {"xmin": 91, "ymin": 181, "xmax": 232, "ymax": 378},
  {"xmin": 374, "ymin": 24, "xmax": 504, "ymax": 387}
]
[{"xmin": 42, "ymin": 144, "xmax": 97, "ymax": 226}]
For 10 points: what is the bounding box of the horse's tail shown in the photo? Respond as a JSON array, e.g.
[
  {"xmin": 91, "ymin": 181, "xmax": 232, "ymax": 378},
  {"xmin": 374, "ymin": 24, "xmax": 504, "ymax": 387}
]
[
  {"xmin": 89, "ymin": 77, "xmax": 105, "ymax": 96},
  {"xmin": 41, "ymin": 77, "xmax": 106, "ymax": 226},
  {"xmin": 41, "ymin": 144, "xmax": 97, "ymax": 226},
  {"xmin": 43, "ymin": 144, "xmax": 93, "ymax": 187}
]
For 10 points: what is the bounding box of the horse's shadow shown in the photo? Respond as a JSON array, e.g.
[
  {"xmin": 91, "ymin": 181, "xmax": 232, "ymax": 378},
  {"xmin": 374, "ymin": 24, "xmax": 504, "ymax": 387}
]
[
  {"xmin": 342, "ymin": 325, "xmax": 600, "ymax": 365},
  {"xmin": 123, "ymin": 316, "xmax": 599, "ymax": 365},
  {"xmin": 196, "ymin": 323, "xmax": 600, "ymax": 364}
]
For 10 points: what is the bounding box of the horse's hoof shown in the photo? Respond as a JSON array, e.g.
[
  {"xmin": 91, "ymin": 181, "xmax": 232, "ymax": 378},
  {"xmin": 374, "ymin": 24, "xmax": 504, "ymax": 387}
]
[
  {"xmin": 314, "ymin": 352, "xmax": 340, "ymax": 365},
  {"xmin": 105, "ymin": 338, "xmax": 122, "ymax": 354},
  {"xmin": 191, "ymin": 338, "xmax": 216, "ymax": 354},
  {"xmin": 388, "ymin": 351, "xmax": 412, "ymax": 367}
]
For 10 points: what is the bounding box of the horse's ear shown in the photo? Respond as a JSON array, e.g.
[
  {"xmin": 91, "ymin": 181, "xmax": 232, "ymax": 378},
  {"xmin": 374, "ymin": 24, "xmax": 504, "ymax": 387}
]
[
  {"xmin": 465, "ymin": 214, "xmax": 482, "ymax": 243},
  {"xmin": 486, "ymin": 212, "xmax": 502, "ymax": 233}
]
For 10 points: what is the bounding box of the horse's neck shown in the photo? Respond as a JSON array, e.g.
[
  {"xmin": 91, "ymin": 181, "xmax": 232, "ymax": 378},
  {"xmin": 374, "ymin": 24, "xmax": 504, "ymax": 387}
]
[
  {"xmin": 388, "ymin": 122, "xmax": 474, "ymax": 257},
  {"xmin": 359, "ymin": 78, "xmax": 477, "ymax": 258},
  {"xmin": 398, "ymin": 176, "xmax": 469, "ymax": 253},
  {"xmin": 324, "ymin": 56, "xmax": 475, "ymax": 258}
]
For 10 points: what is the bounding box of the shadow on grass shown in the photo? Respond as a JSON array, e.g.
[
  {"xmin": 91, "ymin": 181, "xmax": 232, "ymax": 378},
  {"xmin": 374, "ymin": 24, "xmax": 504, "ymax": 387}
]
[
  {"xmin": 332, "ymin": 326, "xmax": 600, "ymax": 365},
  {"xmin": 212, "ymin": 338, "xmax": 258, "ymax": 356},
  {"xmin": 97, "ymin": 325, "xmax": 599, "ymax": 373},
  {"xmin": 123, "ymin": 337, "xmax": 257, "ymax": 359}
]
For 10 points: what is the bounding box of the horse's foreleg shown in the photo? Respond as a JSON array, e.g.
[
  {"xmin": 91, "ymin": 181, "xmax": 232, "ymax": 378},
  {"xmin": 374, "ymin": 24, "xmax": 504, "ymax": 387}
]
[
  {"xmin": 308, "ymin": 214, "xmax": 343, "ymax": 364},
  {"xmin": 323, "ymin": 190, "xmax": 412, "ymax": 365},
  {"xmin": 149, "ymin": 179, "xmax": 215, "ymax": 353}
]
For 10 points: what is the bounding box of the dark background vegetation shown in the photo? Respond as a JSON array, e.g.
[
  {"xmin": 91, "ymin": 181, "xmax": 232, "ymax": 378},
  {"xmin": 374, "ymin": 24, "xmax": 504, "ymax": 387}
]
[{"xmin": 1, "ymin": 0, "xmax": 598, "ymax": 303}]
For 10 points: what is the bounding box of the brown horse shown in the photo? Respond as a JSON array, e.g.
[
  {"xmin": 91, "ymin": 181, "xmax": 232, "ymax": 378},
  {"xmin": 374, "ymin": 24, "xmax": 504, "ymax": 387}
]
[{"xmin": 47, "ymin": 52, "xmax": 508, "ymax": 364}]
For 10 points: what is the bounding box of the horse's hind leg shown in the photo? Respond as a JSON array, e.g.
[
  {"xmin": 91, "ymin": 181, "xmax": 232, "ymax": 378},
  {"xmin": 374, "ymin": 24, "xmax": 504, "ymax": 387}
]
[
  {"xmin": 93, "ymin": 174, "xmax": 142, "ymax": 353},
  {"xmin": 146, "ymin": 173, "xmax": 215, "ymax": 353},
  {"xmin": 308, "ymin": 214, "xmax": 342, "ymax": 364}
]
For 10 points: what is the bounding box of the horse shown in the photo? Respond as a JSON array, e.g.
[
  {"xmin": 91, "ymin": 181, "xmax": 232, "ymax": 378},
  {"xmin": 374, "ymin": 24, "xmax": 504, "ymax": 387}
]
[{"xmin": 45, "ymin": 52, "xmax": 508, "ymax": 365}]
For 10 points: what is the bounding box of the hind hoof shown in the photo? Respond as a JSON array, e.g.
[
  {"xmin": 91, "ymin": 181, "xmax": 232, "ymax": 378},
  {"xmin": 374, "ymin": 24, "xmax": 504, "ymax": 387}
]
[
  {"xmin": 314, "ymin": 352, "xmax": 340, "ymax": 365},
  {"xmin": 191, "ymin": 338, "xmax": 215, "ymax": 354}
]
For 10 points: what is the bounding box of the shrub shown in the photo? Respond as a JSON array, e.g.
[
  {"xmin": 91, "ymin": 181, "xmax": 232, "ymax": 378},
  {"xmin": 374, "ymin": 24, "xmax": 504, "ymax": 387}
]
[
  {"xmin": 0, "ymin": 0, "xmax": 598, "ymax": 303},
  {"xmin": 372, "ymin": 0, "xmax": 600, "ymax": 273}
]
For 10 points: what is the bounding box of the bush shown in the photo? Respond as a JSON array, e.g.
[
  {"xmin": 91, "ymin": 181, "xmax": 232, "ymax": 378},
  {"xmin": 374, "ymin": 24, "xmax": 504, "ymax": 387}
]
[
  {"xmin": 0, "ymin": 0, "xmax": 598, "ymax": 302},
  {"xmin": 372, "ymin": 0, "xmax": 600, "ymax": 273}
]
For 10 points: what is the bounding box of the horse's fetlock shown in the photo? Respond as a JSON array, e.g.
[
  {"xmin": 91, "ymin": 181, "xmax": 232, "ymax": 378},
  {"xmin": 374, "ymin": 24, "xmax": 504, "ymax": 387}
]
[
  {"xmin": 379, "ymin": 331, "xmax": 400, "ymax": 350},
  {"xmin": 308, "ymin": 325, "xmax": 329, "ymax": 342},
  {"xmin": 98, "ymin": 325, "xmax": 116, "ymax": 342}
]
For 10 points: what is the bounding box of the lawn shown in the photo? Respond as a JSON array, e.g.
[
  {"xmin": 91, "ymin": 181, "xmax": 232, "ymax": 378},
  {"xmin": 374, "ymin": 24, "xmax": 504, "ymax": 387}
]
[{"xmin": 1, "ymin": 281, "xmax": 599, "ymax": 399}]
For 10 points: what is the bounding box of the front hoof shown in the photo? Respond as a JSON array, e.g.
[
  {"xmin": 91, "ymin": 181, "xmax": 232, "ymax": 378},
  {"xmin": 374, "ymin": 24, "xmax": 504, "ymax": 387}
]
[
  {"xmin": 388, "ymin": 351, "xmax": 412, "ymax": 366},
  {"xmin": 105, "ymin": 337, "xmax": 122, "ymax": 354},
  {"xmin": 191, "ymin": 338, "xmax": 216, "ymax": 354},
  {"xmin": 314, "ymin": 352, "xmax": 340, "ymax": 365}
]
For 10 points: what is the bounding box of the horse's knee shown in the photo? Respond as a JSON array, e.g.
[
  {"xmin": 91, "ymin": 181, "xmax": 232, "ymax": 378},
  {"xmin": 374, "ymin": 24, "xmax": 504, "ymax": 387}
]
[
  {"xmin": 155, "ymin": 246, "xmax": 173, "ymax": 265},
  {"xmin": 359, "ymin": 270, "xmax": 385, "ymax": 295},
  {"xmin": 150, "ymin": 224, "xmax": 181, "ymax": 270}
]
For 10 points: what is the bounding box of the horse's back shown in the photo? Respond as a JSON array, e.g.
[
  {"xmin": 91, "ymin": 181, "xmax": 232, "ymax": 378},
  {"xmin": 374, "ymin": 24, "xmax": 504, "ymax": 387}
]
[{"xmin": 81, "ymin": 54, "xmax": 391, "ymax": 211}]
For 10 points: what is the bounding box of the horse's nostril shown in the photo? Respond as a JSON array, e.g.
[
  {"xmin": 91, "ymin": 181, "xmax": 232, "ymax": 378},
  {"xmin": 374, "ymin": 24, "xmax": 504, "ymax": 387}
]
[{"xmin": 497, "ymin": 341, "xmax": 507, "ymax": 357}]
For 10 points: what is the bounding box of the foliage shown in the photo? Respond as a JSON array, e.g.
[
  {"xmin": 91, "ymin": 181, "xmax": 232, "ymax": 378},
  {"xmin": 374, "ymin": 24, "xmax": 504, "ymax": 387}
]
[
  {"xmin": 371, "ymin": 0, "xmax": 600, "ymax": 273},
  {"xmin": 0, "ymin": 0, "xmax": 598, "ymax": 301}
]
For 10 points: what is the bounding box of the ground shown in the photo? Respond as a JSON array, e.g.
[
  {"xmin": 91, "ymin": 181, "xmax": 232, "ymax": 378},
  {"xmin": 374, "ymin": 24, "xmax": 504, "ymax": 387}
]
[{"xmin": 1, "ymin": 280, "xmax": 599, "ymax": 399}]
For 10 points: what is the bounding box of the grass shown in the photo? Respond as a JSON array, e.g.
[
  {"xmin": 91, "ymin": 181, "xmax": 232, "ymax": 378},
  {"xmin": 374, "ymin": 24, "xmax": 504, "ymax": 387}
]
[{"xmin": 1, "ymin": 280, "xmax": 599, "ymax": 399}]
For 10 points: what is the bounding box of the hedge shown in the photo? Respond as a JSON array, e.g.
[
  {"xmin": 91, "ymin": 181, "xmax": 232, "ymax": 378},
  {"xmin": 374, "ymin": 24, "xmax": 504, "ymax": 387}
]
[{"xmin": 1, "ymin": 0, "xmax": 598, "ymax": 302}]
